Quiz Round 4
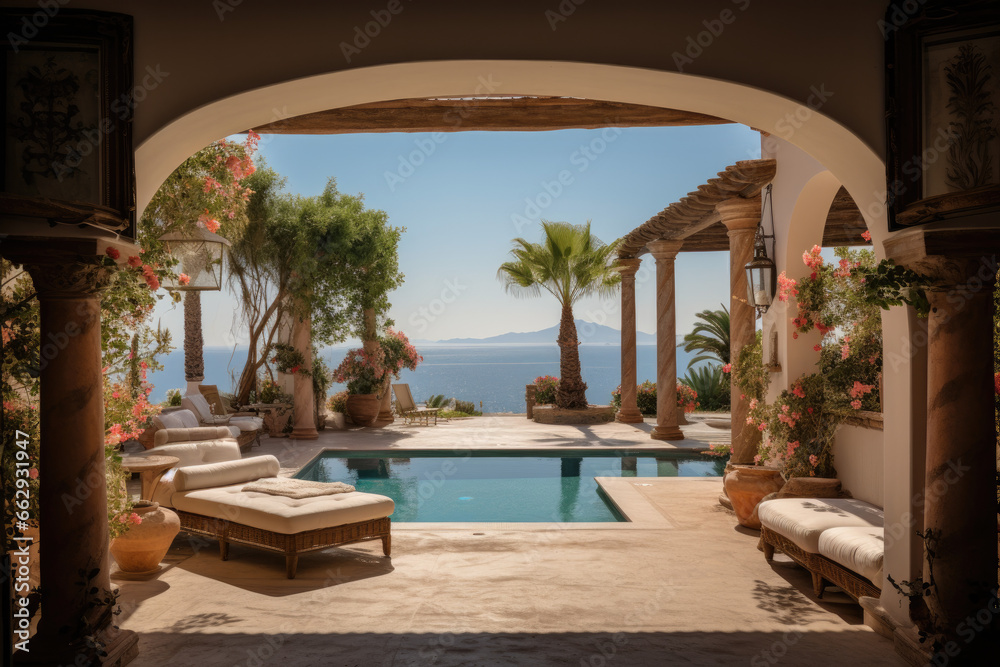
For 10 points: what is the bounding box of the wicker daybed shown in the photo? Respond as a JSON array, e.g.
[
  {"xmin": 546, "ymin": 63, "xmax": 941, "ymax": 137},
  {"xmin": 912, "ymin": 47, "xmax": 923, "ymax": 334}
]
[
  {"xmin": 758, "ymin": 497, "xmax": 884, "ymax": 600},
  {"xmin": 145, "ymin": 445, "xmax": 393, "ymax": 578}
]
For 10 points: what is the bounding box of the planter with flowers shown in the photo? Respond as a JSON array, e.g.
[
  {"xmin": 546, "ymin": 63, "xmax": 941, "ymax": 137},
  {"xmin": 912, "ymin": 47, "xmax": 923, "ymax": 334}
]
[
  {"xmin": 609, "ymin": 381, "xmax": 699, "ymax": 419},
  {"xmin": 378, "ymin": 328, "xmax": 423, "ymax": 421},
  {"xmin": 725, "ymin": 243, "xmax": 924, "ymax": 528},
  {"xmin": 333, "ymin": 346, "xmax": 388, "ymax": 427}
]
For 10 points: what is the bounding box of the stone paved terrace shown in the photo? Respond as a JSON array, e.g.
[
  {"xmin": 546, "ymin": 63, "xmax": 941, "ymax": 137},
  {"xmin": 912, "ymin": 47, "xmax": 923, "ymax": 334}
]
[{"xmin": 117, "ymin": 414, "xmax": 901, "ymax": 666}]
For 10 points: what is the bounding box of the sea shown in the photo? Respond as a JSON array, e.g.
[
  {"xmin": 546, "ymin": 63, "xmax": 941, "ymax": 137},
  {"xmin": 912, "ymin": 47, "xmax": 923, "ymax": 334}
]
[{"xmin": 146, "ymin": 344, "xmax": 704, "ymax": 413}]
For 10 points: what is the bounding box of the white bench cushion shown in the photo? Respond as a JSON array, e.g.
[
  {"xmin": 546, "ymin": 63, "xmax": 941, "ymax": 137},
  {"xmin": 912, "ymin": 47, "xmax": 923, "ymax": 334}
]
[
  {"xmin": 172, "ymin": 484, "xmax": 395, "ymax": 534},
  {"xmin": 818, "ymin": 526, "xmax": 885, "ymax": 585},
  {"xmin": 230, "ymin": 416, "xmax": 264, "ymax": 431},
  {"xmin": 757, "ymin": 498, "xmax": 884, "ymax": 553},
  {"xmin": 155, "ymin": 409, "xmax": 201, "ymax": 430},
  {"xmin": 173, "ymin": 456, "xmax": 280, "ymax": 491}
]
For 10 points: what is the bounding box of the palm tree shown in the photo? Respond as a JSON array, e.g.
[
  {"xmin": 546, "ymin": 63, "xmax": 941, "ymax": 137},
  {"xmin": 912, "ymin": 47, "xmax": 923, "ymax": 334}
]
[
  {"xmin": 497, "ymin": 221, "xmax": 620, "ymax": 408},
  {"xmin": 679, "ymin": 305, "xmax": 730, "ymax": 368}
]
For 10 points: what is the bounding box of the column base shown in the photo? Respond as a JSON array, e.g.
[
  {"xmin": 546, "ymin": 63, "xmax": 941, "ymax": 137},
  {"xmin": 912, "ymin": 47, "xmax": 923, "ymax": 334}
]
[
  {"xmin": 615, "ymin": 409, "xmax": 644, "ymax": 424},
  {"xmin": 650, "ymin": 425, "xmax": 685, "ymax": 440},
  {"xmin": 289, "ymin": 428, "xmax": 319, "ymax": 440},
  {"xmin": 23, "ymin": 627, "xmax": 138, "ymax": 666}
]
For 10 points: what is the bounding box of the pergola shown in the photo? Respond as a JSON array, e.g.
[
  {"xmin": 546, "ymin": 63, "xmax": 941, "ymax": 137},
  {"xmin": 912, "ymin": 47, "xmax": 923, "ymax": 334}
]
[{"xmin": 614, "ymin": 158, "xmax": 869, "ymax": 464}]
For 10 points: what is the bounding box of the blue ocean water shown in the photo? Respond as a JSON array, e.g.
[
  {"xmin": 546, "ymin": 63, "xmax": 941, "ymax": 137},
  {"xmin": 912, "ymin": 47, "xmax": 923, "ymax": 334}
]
[
  {"xmin": 146, "ymin": 344, "xmax": 703, "ymax": 413},
  {"xmin": 296, "ymin": 450, "xmax": 728, "ymax": 522}
]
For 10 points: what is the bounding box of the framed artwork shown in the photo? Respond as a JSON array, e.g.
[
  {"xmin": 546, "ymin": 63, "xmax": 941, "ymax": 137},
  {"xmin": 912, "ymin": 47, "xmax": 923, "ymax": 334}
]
[
  {"xmin": 1, "ymin": 10, "xmax": 135, "ymax": 237},
  {"xmin": 886, "ymin": 2, "xmax": 1000, "ymax": 229}
]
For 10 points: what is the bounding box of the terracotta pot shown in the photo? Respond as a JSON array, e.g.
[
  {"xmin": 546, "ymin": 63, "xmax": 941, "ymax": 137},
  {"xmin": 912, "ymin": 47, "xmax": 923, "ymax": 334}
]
[
  {"xmin": 345, "ymin": 394, "xmax": 380, "ymax": 426},
  {"xmin": 723, "ymin": 465, "xmax": 785, "ymax": 529},
  {"xmin": 110, "ymin": 501, "xmax": 180, "ymax": 574}
]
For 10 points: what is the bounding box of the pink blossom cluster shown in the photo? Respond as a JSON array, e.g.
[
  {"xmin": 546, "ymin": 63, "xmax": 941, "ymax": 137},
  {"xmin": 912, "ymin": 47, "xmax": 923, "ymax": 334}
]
[
  {"xmin": 776, "ymin": 271, "xmax": 798, "ymax": 302},
  {"xmin": 848, "ymin": 380, "xmax": 875, "ymax": 410},
  {"xmin": 116, "ymin": 512, "xmax": 142, "ymax": 526},
  {"xmin": 802, "ymin": 245, "xmax": 823, "ymax": 269}
]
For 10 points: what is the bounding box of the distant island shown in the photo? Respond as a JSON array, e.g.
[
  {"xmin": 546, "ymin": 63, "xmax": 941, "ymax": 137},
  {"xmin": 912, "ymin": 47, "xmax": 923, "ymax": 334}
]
[{"xmin": 415, "ymin": 319, "xmax": 656, "ymax": 346}]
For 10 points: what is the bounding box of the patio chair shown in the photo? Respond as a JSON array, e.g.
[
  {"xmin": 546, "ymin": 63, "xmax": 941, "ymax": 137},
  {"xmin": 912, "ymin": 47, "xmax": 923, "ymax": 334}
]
[
  {"xmin": 392, "ymin": 384, "xmax": 440, "ymax": 426},
  {"xmin": 199, "ymin": 384, "xmax": 265, "ymax": 448},
  {"xmin": 182, "ymin": 391, "xmax": 263, "ymax": 450}
]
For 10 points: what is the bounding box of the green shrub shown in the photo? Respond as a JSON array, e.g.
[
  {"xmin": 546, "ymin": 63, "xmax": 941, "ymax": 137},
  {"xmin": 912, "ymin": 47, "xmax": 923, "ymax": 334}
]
[
  {"xmin": 453, "ymin": 399, "xmax": 479, "ymax": 414},
  {"xmin": 327, "ymin": 390, "xmax": 348, "ymax": 413},
  {"xmin": 534, "ymin": 375, "xmax": 559, "ymax": 404},
  {"xmin": 164, "ymin": 388, "xmax": 183, "ymax": 407},
  {"xmin": 681, "ymin": 365, "xmax": 730, "ymax": 412}
]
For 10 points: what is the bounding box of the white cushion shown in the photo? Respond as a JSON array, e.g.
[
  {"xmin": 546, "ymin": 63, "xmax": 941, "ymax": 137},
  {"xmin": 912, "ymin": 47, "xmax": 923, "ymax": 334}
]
[
  {"xmin": 173, "ymin": 456, "xmax": 280, "ymax": 491},
  {"xmin": 148, "ymin": 440, "xmax": 242, "ymax": 468},
  {"xmin": 183, "ymin": 393, "xmax": 216, "ymax": 421},
  {"xmin": 227, "ymin": 425, "xmax": 242, "ymax": 437},
  {"xmin": 230, "ymin": 416, "xmax": 264, "ymax": 431},
  {"xmin": 171, "ymin": 485, "xmax": 395, "ymax": 534},
  {"xmin": 156, "ymin": 409, "xmax": 200, "ymax": 430},
  {"xmin": 757, "ymin": 498, "xmax": 884, "ymax": 553},
  {"xmin": 818, "ymin": 526, "xmax": 885, "ymax": 584}
]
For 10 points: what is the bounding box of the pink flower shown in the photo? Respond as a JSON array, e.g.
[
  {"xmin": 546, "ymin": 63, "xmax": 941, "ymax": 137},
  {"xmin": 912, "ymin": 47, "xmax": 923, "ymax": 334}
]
[
  {"xmin": 128, "ymin": 512, "xmax": 142, "ymax": 526},
  {"xmin": 722, "ymin": 363, "xmax": 732, "ymax": 373},
  {"xmin": 757, "ymin": 424, "xmax": 766, "ymax": 431},
  {"xmin": 807, "ymin": 407, "xmax": 814, "ymax": 414},
  {"xmin": 105, "ymin": 246, "xmax": 120, "ymax": 260},
  {"xmin": 841, "ymin": 343, "xmax": 850, "ymax": 360},
  {"xmin": 861, "ymin": 230, "xmax": 872, "ymax": 242},
  {"xmin": 178, "ymin": 273, "xmax": 191, "ymax": 286},
  {"xmin": 809, "ymin": 454, "xmax": 818, "ymax": 467},
  {"xmin": 128, "ymin": 255, "xmax": 142, "ymax": 268},
  {"xmin": 813, "ymin": 344, "xmax": 822, "ymax": 352},
  {"xmin": 776, "ymin": 272, "xmax": 798, "ymax": 302},
  {"xmin": 791, "ymin": 384, "xmax": 806, "ymax": 398},
  {"xmin": 850, "ymin": 400, "xmax": 862, "ymax": 409},
  {"xmin": 753, "ymin": 454, "xmax": 762, "ymax": 464},
  {"xmin": 28, "ymin": 468, "xmax": 38, "ymax": 479},
  {"xmin": 112, "ymin": 391, "xmax": 120, "ymax": 399}
]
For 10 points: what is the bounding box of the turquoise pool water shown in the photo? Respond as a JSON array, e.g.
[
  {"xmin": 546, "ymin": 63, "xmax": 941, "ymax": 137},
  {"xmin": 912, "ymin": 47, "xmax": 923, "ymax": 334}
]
[{"xmin": 295, "ymin": 450, "xmax": 727, "ymax": 522}]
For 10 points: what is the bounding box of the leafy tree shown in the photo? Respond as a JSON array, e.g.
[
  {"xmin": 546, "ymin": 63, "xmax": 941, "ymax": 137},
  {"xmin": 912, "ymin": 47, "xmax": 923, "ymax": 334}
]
[
  {"xmin": 498, "ymin": 221, "xmax": 620, "ymax": 408},
  {"xmin": 227, "ymin": 170, "xmax": 404, "ymax": 404},
  {"xmin": 679, "ymin": 305, "xmax": 730, "ymax": 367}
]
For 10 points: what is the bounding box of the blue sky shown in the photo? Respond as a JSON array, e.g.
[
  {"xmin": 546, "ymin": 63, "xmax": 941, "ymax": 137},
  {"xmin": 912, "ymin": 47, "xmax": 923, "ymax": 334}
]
[{"xmin": 150, "ymin": 123, "xmax": 762, "ymax": 347}]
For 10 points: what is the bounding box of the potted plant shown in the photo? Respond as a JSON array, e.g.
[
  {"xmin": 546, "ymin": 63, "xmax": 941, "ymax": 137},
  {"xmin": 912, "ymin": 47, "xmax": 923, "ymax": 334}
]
[
  {"xmin": 333, "ymin": 346, "xmax": 388, "ymax": 426},
  {"xmin": 327, "ymin": 391, "xmax": 348, "ymax": 430}
]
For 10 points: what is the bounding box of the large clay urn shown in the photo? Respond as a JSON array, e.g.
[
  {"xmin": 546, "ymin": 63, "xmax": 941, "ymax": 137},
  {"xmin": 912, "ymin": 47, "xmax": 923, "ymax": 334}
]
[
  {"xmin": 345, "ymin": 393, "xmax": 380, "ymax": 427},
  {"xmin": 110, "ymin": 501, "xmax": 181, "ymax": 574},
  {"xmin": 723, "ymin": 465, "xmax": 785, "ymax": 529}
]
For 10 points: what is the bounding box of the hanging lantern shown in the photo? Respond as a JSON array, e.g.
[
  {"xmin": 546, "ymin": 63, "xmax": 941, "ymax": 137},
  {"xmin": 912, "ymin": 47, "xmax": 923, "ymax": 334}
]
[
  {"xmin": 158, "ymin": 227, "xmax": 231, "ymax": 291},
  {"xmin": 744, "ymin": 184, "xmax": 776, "ymax": 315}
]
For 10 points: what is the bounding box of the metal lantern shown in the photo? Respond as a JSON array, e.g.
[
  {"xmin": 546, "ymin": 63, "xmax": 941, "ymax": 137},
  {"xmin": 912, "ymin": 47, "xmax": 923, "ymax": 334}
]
[
  {"xmin": 744, "ymin": 184, "xmax": 776, "ymax": 315},
  {"xmin": 158, "ymin": 227, "xmax": 231, "ymax": 290}
]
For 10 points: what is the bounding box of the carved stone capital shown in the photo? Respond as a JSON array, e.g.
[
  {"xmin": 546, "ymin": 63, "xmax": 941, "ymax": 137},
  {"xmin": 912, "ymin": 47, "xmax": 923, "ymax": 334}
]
[
  {"xmin": 1, "ymin": 237, "xmax": 134, "ymax": 299},
  {"xmin": 717, "ymin": 195, "xmax": 762, "ymax": 231},
  {"xmin": 647, "ymin": 239, "xmax": 683, "ymax": 260},
  {"xmin": 884, "ymin": 228, "xmax": 1000, "ymax": 288},
  {"xmin": 614, "ymin": 257, "xmax": 642, "ymax": 278}
]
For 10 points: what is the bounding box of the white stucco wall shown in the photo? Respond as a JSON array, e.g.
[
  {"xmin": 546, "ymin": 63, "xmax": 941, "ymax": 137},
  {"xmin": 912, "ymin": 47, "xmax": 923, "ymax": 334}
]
[{"xmin": 833, "ymin": 424, "xmax": 885, "ymax": 506}]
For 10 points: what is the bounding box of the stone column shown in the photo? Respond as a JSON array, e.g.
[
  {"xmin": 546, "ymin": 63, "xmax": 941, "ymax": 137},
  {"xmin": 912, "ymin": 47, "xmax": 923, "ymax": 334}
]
[
  {"xmin": 647, "ymin": 240, "xmax": 684, "ymax": 441},
  {"xmin": 3, "ymin": 240, "xmax": 138, "ymax": 665},
  {"xmin": 886, "ymin": 229, "xmax": 999, "ymax": 659},
  {"xmin": 289, "ymin": 305, "xmax": 318, "ymax": 439},
  {"xmin": 615, "ymin": 257, "xmax": 644, "ymax": 423},
  {"xmin": 717, "ymin": 196, "xmax": 762, "ymax": 464}
]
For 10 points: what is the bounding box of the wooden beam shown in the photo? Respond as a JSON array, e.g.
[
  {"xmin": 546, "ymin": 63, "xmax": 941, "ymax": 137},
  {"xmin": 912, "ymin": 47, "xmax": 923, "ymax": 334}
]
[{"xmin": 251, "ymin": 96, "xmax": 731, "ymax": 134}]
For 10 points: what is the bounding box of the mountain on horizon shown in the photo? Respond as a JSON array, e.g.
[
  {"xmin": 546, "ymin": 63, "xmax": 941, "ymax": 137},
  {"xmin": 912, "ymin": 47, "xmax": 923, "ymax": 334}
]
[{"xmin": 416, "ymin": 319, "xmax": 657, "ymax": 346}]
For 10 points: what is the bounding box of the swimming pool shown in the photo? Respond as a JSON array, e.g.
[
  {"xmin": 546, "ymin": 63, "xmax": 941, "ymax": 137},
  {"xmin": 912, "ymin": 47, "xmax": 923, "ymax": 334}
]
[{"xmin": 295, "ymin": 450, "xmax": 727, "ymax": 522}]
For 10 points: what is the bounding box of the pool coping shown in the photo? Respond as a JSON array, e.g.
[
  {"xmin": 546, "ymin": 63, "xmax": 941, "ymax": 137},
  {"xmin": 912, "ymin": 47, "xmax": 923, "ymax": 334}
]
[{"xmin": 292, "ymin": 448, "xmax": 721, "ymax": 530}]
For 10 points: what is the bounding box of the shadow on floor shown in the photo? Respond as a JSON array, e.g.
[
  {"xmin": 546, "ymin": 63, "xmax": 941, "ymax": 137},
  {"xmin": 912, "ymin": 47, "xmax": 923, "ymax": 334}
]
[{"xmin": 127, "ymin": 629, "xmax": 902, "ymax": 666}]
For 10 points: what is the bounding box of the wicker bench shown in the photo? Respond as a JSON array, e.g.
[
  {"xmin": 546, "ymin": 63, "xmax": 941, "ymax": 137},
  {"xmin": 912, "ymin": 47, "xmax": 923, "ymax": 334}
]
[
  {"xmin": 758, "ymin": 497, "xmax": 884, "ymax": 601},
  {"xmin": 148, "ymin": 451, "xmax": 394, "ymax": 578}
]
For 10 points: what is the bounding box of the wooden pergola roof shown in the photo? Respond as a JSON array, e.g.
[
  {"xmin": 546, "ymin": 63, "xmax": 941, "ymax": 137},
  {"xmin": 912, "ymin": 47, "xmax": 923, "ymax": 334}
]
[
  {"xmin": 618, "ymin": 162, "xmax": 870, "ymax": 257},
  {"xmin": 250, "ymin": 96, "xmax": 731, "ymax": 134}
]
